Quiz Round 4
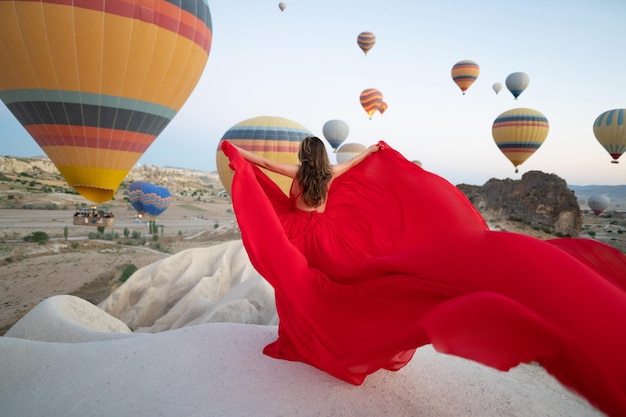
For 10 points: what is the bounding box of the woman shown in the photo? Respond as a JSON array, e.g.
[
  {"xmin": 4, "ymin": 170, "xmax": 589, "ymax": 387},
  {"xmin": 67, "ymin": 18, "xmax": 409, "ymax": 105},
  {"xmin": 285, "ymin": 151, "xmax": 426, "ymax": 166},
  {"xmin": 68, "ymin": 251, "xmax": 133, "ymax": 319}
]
[
  {"xmin": 230, "ymin": 136, "xmax": 379, "ymax": 213},
  {"xmin": 222, "ymin": 138, "xmax": 626, "ymax": 416}
]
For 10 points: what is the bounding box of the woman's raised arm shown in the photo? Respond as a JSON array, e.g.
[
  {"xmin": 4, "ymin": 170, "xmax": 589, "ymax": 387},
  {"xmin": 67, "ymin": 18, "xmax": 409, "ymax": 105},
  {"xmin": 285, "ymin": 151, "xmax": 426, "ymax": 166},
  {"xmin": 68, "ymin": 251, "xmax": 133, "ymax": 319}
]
[
  {"xmin": 332, "ymin": 144, "xmax": 379, "ymax": 179},
  {"xmin": 231, "ymin": 144, "xmax": 299, "ymax": 179}
]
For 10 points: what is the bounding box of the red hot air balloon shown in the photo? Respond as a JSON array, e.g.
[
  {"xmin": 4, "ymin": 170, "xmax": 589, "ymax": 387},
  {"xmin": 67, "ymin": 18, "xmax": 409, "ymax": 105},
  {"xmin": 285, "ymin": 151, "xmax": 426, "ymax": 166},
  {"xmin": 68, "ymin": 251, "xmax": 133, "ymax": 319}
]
[{"xmin": 0, "ymin": 1, "xmax": 212, "ymax": 203}]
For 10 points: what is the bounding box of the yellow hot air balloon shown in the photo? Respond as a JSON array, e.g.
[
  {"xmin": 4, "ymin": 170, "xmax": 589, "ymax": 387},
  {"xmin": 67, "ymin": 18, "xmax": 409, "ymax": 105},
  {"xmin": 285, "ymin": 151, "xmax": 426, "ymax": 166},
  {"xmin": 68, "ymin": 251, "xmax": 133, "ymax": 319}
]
[
  {"xmin": 492, "ymin": 108, "xmax": 549, "ymax": 173},
  {"xmin": 0, "ymin": 1, "xmax": 212, "ymax": 203},
  {"xmin": 451, "ymin": 60, "xmax": 480, "ymax": 95},
  {"xmin": 360, "ymin": 89, "xmax": 383, "ymax": 119},
  {"xmin": 593, "ymin": 109, "xmax": 626, "ymax": 163},
  {"xmin": 357, "ymin": 32, "xmax": 376, "ymax": 56},
  {"xmin": 216, "ymin": 116, "xmax": 313, "ymax": 195}
]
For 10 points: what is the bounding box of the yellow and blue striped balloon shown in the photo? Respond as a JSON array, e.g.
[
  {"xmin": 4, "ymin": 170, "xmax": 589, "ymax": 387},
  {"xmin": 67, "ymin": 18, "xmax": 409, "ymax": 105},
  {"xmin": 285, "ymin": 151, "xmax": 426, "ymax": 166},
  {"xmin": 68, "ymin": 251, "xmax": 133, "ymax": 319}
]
[
  {"xmin": 216, "ymin": 116, "xmax": 313, "ymax": 195},
  {"xmin": 593, "ymin": 109, "xmax": 626, "ymax": 163},
  {"xmin": 451, "ymin": 60, "xmax": 480, "ymax": 95},
  {"xmin": 0, "ymin": 0, "xmax": 212, "ymax": 203},
  {"xmin": 492, "ymin": 108, "xmax": 549, "ymax": 173}
]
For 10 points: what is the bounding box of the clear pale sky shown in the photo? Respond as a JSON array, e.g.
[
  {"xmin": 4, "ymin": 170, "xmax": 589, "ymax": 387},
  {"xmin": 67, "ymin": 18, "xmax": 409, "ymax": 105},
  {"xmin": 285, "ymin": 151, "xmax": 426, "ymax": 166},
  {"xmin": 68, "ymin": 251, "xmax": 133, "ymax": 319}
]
[{"xmin": 1, "ymin": 0, "xmax": 626, "ymax": 186}]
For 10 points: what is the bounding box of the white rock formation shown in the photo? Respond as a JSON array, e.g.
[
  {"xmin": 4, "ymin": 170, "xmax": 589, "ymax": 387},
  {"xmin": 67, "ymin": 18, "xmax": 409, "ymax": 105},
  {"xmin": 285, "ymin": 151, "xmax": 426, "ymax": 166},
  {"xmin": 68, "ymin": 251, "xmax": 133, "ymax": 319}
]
[
  {"xmin": 99, "ymin": 240, "xmax": 277, "ymax": 332},
  {"xmin": 0, "ymin": 240, "xmax": 603, "ymax": 416}
]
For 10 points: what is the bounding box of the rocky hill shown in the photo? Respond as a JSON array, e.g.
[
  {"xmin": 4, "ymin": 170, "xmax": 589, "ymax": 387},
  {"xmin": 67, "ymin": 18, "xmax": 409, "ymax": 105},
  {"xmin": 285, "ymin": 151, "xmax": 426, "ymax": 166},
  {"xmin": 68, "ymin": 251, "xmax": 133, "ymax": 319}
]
[
  {"xmin": 457, "ymin": 171, "xmax": 582, "ymax": 237},
  {"xmin": 0, "ymin": 155, "xmax": 224, "ymax": 197}
]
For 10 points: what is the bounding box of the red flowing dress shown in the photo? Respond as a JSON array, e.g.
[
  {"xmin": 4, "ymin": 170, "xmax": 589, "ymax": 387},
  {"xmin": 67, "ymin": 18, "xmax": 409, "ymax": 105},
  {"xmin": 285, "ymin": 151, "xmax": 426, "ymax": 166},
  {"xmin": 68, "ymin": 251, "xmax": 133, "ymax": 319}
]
[{"xmin": 222, "ymin": 140, "xmax": 626, "ymax": 416}]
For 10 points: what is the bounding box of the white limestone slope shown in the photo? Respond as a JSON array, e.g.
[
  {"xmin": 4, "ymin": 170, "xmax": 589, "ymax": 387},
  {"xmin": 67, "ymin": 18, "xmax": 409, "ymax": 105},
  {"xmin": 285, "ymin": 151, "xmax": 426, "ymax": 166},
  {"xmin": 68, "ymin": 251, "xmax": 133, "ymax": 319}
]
[{"xmin": 0, "ymin": 240, "xmax": 604, "ymax": 417}]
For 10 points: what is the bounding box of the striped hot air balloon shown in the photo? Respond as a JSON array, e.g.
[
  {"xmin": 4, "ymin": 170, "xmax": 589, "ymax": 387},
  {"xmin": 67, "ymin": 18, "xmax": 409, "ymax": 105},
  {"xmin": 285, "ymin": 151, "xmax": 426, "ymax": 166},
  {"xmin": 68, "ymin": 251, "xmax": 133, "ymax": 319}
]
[
  {"xmin": 216, "ymin": 116, "xmax": 313, "ymax": 195},
  {"xmin": 336, "ymin": 143, "xmax": 367, "ymax": 164},
  {"xmin": 0, "ymin": 0, "xmax": 212, "ymax": 203},
  {"xmin": 360, "ymin": 88, "xmax": 383, "ymax": 119},
  {"xmin": 357, "ymin": 32, "xmax": 376, "ymax": 56},
  {"xmin": 593, "ymin": 109, "xmax": 626, "ymax": 163},
  {"xmin": 128, "ymin": 181, "xmax": 148, "ymax": 215},
  {"xmin": 451, "ymin": 60, "xmax": 480, "ymax": 94},
  {"xmin": 378, "ymin": 101, "xmax": 388, "ymax": 115},
  {"xmin": 492, "ymin": 108, "xmax": 549, "ymax": 173}
]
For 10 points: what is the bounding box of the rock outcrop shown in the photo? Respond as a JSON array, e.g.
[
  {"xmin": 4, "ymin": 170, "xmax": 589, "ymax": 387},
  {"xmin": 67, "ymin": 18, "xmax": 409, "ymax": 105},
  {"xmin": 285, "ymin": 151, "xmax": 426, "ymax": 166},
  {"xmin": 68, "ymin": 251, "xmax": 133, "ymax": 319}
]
[{"xmin": 458, "ymin": 171, "xmax": 582, "ymax": 237}]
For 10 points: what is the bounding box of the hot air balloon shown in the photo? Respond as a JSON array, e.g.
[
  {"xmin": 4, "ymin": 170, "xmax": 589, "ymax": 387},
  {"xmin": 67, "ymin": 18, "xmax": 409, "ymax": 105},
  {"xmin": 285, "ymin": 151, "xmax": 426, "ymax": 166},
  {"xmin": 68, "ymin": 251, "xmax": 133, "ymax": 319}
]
[
  {"xmin": 129, "ymin": 181, "xmax": 171, "ymax": 219},
  {"xmin": 0, "ymin": 1, "xmax": 212, "ymax": 204},
  {"xmin": 129, "ymin": 181, "xmax": 148, "ymax": 216},
  {"xmin": 357, "ymin": 32, "xmax": 376, "ymax": 56},
  {"xmin": 451, "ymin": 60, "xmax": 480, "ymax": 94},
  {"xmin": 492, "ymin": 82, "xmax": 503, "ymax": 94},
  {"xmin": 336, "ymin": 143, "xmax": 367, "ymax": 164},
  {"xmin": 378, "ymin": 101, "xmax": 388, "ymax": 115},
  {"xmin": 592, "ymin": 109, "xmax": 626, "ymax": 163},
  {"xmin": 492, "ymin": 108, "xmax": 549, "ymax": 173},
  {"xmin": 505, "ymin": 72, "xmax": 530, "ymax": 99},
  {"xmin": 360, "ymin": 89, "xmax": 383, "ymax": 119},
  {"xmin": 322, "ymin": 120, "xmax": 350, "ymax": 151},
  {"xmin": 278, "ymin": 2, "xmax": 286, "ymax": 12},
  {"xmin": 587, "ymin": 195, "xmax": 610, "ymax": 215},
  {"xmin": 216, "ymin": 116, "xmax": 313, "ymax": 195}
]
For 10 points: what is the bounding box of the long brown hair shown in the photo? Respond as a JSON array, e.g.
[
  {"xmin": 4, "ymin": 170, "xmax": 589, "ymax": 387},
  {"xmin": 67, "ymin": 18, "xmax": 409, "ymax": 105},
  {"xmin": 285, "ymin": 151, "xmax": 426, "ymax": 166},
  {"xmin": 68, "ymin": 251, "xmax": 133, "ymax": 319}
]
[{"xmin": 297, "ymin": 136, "xmax": 332, "ymax": 208}]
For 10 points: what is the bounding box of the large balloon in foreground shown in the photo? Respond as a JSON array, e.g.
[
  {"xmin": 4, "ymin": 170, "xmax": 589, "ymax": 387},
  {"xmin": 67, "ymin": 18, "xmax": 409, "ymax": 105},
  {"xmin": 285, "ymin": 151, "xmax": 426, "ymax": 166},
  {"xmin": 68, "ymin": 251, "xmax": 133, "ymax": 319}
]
[
  {"xmin": 0, "ymin": 1, "xmax": 212, "ymax": 203},
  {"xmin": 593, "ymin": 109, "xmax": 626, "ymax": 163},
  {"xmin": 587, "ymin": 195, "xmax": 610, "ymax": 215},
  {"xmin": 216, "ymin": 116, "xmax": 313, "ymax": 195},
  {"xmin": 451, "ymin": 60, "xmax": 480, "ymax": 94},
  {"xmin": 336, "ymin": 143, "xmax": 367, "ymax": 164},
  {"xmin": 357, "ymin": 32, "xmax": 376, "ymax": 56},
  {"xmin": 322, "ymin": 120, "xmax": 350, "ymax": 151},
  {"xmin": 360, "ymin": 88, "xmax": 383, "ymax": 119},
  {"xmin": 129, "ymin": 181, "xmax": 171, "ymax": 218},
  {"xmin": 492, "ymin": 108, "xmax": 549, "ymax": 173},
  {"xmin": 505, "ymin": 72, "xmax": 530, "ymax": 99}
]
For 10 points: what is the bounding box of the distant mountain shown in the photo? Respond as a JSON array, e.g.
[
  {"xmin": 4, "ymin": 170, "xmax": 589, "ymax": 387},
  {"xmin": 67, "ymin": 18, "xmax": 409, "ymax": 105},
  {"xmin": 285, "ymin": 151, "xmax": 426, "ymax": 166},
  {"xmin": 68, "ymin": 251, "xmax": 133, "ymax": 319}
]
[{"xmin": 569, "ymin": 185, "xmax": 626, "ymax": 210}]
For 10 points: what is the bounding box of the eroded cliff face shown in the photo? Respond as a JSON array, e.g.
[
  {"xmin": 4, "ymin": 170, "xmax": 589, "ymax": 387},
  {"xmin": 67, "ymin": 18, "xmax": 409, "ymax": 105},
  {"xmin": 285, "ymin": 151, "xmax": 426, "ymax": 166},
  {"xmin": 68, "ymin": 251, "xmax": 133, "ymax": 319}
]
[{"xmin": 457, "ymin": 171, "xmax": 582, "ymax": 237}]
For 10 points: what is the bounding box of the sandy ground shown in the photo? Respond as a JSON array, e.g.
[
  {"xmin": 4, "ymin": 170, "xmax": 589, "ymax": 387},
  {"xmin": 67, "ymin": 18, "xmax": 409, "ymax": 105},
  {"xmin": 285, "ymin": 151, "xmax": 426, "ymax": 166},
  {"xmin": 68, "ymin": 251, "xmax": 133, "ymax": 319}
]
[
  {"xmin": 0, "ymin": 197, "xmax": 239, "ymax": 334},
  {"xmin": 1, "ymin": 190, "xmax": 624, "ymax": 335}
]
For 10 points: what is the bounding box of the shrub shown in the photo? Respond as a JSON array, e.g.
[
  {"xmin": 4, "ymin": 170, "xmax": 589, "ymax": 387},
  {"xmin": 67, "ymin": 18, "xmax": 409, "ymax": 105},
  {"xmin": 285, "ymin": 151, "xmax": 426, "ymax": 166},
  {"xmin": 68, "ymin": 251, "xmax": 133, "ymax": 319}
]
[
  {"xmin": 23, "ymin": 231, "xmax": 49, "ymax": 243},
  {"xmin": 119, "ymin": 264, "xmax": 137, "ymax": 283}
]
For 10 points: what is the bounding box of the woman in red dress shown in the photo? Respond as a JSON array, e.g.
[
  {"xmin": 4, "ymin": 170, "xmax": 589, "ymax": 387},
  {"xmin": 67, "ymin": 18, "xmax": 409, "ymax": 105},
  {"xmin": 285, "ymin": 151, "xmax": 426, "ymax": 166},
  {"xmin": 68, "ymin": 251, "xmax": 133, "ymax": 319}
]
[{"xmin": 223, "ymin": 137, "xmax": 626, "ymax": 417}]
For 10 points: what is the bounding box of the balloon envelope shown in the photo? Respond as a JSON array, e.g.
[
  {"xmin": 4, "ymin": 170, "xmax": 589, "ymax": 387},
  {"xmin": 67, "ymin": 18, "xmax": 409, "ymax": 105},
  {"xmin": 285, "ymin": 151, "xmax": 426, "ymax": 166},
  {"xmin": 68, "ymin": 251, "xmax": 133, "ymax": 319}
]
[
  {"xmin": 587, "ymin": 195, "xmax": 610, "ymax": 215},
  {"xmin": 378, "ymin": 102, "xmax": 388, "ymax": 115},
  {"xmin": 0, "ymin": 1, "xmax": 212, "ymax": 203},
  {"xmin": 322, "ymin": 120, "xmax": 350, "ymax": 150},
  {"xmin": 360, "ymin": 89, "xmax": 383, "ymax": 119},
  {"xmin": 505, "ymin": 72, "xmax": 530, "ymax": 99},
  {"xmin": 216, "ymin": 116, "xmax": 313, "ymax": 195},
  {"xmin": 492, "ymin": 82, "xmax": 503, "ymax": 94},
  {"xmin": 492, "ymin": 108, "xmax": 549, "ymax": 172},
  {"xmin": 357, "ymin": 32, "xmax": 376, "ymax": 56},
  {"xmin": 129, "ymin": 181, "xmax": 171, "ymax": 218},
  {"xmin": 451, "ymin": 60, "xmax": 480, "ymax": 94},
  {"xmin": 128, "ymin": 181, "xmax": 148, "ymax": 214},
  {"xmin": 278, "ymin": 2, "xmax": 286, "ymax": 11},
  {"xmin": 592, "ymin": 109, "xmax": 626, "ymax": 163},
  {"xmin": 336, "ymin": 143, "xmax": 367, "ymax": 164}
]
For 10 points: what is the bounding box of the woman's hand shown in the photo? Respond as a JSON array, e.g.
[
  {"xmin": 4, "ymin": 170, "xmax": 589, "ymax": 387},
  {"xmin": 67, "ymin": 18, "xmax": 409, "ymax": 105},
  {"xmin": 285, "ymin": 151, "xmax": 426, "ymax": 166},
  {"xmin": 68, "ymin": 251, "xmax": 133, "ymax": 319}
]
[{"xmin": 368, "ymin": 144, "xmax": 380, "ymax": 153}]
